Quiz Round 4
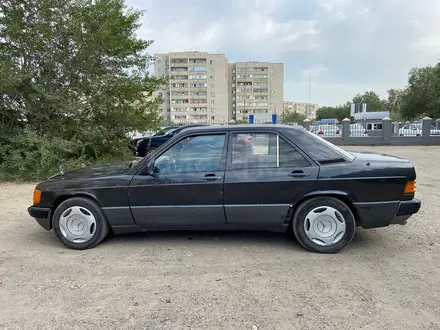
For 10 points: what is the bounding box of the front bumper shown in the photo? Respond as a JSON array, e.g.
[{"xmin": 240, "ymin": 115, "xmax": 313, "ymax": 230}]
[
  {"xmin": 390, "ymin": 199, "xmax": 421, "ymax": 225},
  {"xmin": 28, "ymin": 206, "xmax": 52, "ymax": 231}
]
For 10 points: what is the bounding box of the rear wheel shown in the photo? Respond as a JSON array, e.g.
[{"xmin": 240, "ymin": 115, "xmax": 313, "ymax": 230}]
[
  {"xmin": 292, "ymin": 197, "xmax": 355, "ymax": 253},
  {"xmin": 52, "ymin": 197, "xmax": 109, "ymax": 250}
]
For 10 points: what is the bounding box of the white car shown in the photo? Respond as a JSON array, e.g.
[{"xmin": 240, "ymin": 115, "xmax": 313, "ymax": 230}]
[
  {"xmin": 313, "ymin": 124, "xmax": 340, "ymax": 137},
  {"xmin": 398, "ymin": 123, "xmax": 440, "ymax": 136},
  {"xmin": 349, "ymin": 123, "xmax": 369, "ymax": 136}
]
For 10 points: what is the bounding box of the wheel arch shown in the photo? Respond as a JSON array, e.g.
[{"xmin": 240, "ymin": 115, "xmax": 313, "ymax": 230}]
[
  {"xmin": 51, "ymin": 192, "xmax": 102, "ymax": 216},
  {"xmin": 289, "ymin": 191, "xmax": 360, "ymax": 226}
]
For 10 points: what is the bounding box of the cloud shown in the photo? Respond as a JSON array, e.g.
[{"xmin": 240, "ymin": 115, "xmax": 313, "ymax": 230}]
[
  {"xmin": 125, "ymin": 0, "xmax": 440, "ymax": 106},
  {"xmin": 302, "ymin": 65, "xmax": 329, "ymax": 77}
]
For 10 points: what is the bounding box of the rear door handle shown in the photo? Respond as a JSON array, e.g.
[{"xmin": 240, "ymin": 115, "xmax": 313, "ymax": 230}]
[
  {"xmin": 289, "ymin": 170, "xmax": 310, "ymax": 177},
  {"xmin": 203, "ymin": 173, "xmax": 222, "ymax": 181}
]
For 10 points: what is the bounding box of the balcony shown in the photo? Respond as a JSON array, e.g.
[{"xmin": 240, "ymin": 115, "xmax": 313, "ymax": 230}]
[
  {"xmin": 170, "ymin": 67, "xmax": 188, "ymax": 73},
  {"xmin": 189, "ymin": 59, "xmax": 207, "ymax": 65},
  {"xmin": 170, "ymin": 75, "xmax": 188, "ymax": 81},
  {"xmin": 189, "ymin": 107, "xmax": 208, "ymax": 113}
]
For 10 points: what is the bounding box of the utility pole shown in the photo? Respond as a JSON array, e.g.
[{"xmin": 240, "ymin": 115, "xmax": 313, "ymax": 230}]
[{"xmin": 308, "ymin": 71, "xmax": 311, "ymax": 119}]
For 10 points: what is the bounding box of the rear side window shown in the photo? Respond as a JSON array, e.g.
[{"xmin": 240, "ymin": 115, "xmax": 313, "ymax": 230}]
[
  {"xmin": 230, "ymin": 132, "xmax": 310, "ymax": 169},
  {"xmin": 291, "ymin": 130, "xmax": 355, "ymax": 164}
]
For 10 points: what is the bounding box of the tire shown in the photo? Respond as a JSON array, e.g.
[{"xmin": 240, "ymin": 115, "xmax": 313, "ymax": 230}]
[
  {"xmin": 292, "ymin": 197, "xmax": 356, "ymax": 253},
  {"xmin": 52, "ymin": 197, "xmax": 109, "ymax": 250}
]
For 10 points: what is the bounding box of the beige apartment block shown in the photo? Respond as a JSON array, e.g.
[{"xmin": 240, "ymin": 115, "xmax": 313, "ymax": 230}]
[
  {"xmin": 228, "ymin": 62, "xmax": 284, "ymax": 122},
  {"xmin": 153, "ymin": 52, "xmax": 229, "ymax": 124},
  {"xmin": 283, "ymin": 101, "xmax": 318, "ymax": 120}
]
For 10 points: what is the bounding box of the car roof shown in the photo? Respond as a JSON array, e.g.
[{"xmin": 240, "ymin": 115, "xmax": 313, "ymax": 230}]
[{"xmin": 179, "ymin": 124, "xmax": 303, "ymax": 134}]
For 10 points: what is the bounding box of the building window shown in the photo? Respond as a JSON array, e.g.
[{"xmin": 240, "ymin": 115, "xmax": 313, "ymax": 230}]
[
  {"xmin": 271, "ymin": 90, "xmax": 275, "ymax": 94},
  {"xmin": 211, "ymin": 116, "xmax": 215, "ymax": 120},
  {"xmin": 211, "ymin": 100, "xmax": 215, "ymax": 104},
  {"xmin": 211, "ymin": 92, "xmax": 215, "ymax": 97},
  {"xmin": 209, "ymin": 68, "xmax": 214, "ymax": 73},
  {"xmin": 210, "ymin": 83, "xmax": 215, "ymax": 88},
  {"xmin": 210, "ymin": 60, "xmax": 214, "ymax": 65},
  {"xmin": 210, "ymin": 76, "xmax": 214, "ymax": 81},
  {"xmin": 157, "ymin": 60, "xmax": 162, "ymax": 64},
  {"xmin": 211, "ymin": 108, "xmax": 215, "ymax": 113}
]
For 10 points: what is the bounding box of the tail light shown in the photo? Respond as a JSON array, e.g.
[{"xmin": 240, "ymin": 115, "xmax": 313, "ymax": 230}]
[
  {"xmin": 364, "ymin": 130, "xmax": 368, "ymax": 134},
  {"xmin": 336, "ymin": 129, "xmax": 340, "ymax": 135},
  {"xmin": 404, "ymin": 181, "xmax": 416, "ymax": 194},
  {"xmin": 244, "ymin": 139, "xmax": 252, "ymax": 144},
  {"xmin": 319, "ymin": 130, "xmax": 323, "ymax": 135}
]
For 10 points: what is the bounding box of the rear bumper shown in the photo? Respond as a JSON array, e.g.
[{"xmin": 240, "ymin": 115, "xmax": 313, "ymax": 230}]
[
  {"xmin": 390, "ymin": 199, "xmax": 421, "ymax": 225},
  {"xmin": 28, "ymin": 206, "xmax": 52, "ymax": 231},
  {"xmin": 354, "ymin": 199, "xmax": 421, "ymax": 229}
]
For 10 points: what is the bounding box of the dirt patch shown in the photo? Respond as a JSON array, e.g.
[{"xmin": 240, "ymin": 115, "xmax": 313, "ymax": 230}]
[{"xmin": 0, "ymin": 146, "xmax": 439, "ymax": 329}]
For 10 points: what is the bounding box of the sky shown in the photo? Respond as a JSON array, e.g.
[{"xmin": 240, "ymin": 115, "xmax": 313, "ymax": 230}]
[{"xmin": 125, "ymin": 0, "xmax": 440, "ymax": 107}]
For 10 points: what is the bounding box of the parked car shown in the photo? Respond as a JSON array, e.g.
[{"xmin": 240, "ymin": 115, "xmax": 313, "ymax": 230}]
[
  {"xmin": 349, "ymin": 123, "xmax": 369, "ymax": 136},
  {"xmin": 312, "ymin": 124, "xmax": 340, "ymax": 137},
  {"xmin": 129, "ymin": 127, "xmax": 177, "ymax": 152},
  {"xmin": 28, "ymin": 124, "xmax": 421, "ymax": 253},
  {"xmin": 398, "ymin": 123, "xmax": 440, "ymax": 136},
  {"xmin": 135, "ymin": 124, "xmax": 210, "ymax": 157}
]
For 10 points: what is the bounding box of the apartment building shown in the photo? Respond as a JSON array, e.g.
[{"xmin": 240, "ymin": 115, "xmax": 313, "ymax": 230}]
[
  {"xmin": 228, "ymin": 62, "xmax": 284, "ymax": 122},
  {"xmin": 154, "ymin": 52, "xmax": 229, "ymax": 124},
  {"xmin": 283, "ymin": 101, "xmax": 318, "ymax": 120}
]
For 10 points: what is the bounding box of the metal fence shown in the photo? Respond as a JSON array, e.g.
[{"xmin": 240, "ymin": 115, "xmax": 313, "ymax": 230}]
[
  {"xmin": 148, "ymin": 117, "xmax": 440, "ymax": 146},
  {"xmin": 303, "ymin": 117, "xmax": 440, "ymax": 146}
]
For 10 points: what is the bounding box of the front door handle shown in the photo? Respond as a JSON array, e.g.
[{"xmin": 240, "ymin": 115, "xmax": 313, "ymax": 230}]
[
  {"xmin": 203, "ymin": 173, "xmax": 222, "ymax": 181},
  {"xmin": 289, "ymin": 170, "xmax": 310, "ymax": 177}
]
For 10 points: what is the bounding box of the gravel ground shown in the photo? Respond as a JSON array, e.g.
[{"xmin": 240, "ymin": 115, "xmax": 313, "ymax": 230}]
[{"xmin": 0, "ymin": 145, "xmax": 440, "ymax": 330}]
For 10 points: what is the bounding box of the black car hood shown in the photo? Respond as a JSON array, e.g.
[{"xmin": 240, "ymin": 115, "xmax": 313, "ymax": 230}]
[{"xmin": 48, "ymin": 161, "xmax": 133, "ymax": 181}]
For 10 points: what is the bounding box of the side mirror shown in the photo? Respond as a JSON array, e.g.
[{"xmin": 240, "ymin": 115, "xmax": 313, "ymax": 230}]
[{"xmin": 143, "ymin": 161, "xmax": 158, "ymax": 177}]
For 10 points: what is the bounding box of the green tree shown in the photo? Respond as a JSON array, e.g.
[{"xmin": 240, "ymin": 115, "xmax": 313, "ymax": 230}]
[
  {"xmin": 400, "ymin": 65, "xmax": 440, "ymax": 119},
  {"xmin": 385, "ymin": 88, "xmax": 404, "ymax": 113},
  {"xmin": 0, "ymin": 0, "xmax": 167, "ymax": 180},
  {"xmin": 316, "ymin": 103, "xmax": 350, "ymax": 122},
  {"xmin": 352, "ymin": 91, "xmax": 386, "ymax": 112},
  {"xmin": 280, "ymin": 111, "xmax": 306, "ymax": 124}
]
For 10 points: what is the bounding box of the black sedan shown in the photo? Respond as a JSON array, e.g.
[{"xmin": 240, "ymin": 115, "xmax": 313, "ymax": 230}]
[
  {"xmin": 28, "ymin": 125, "xmax": 421, "ymax": 253},
  {"xmin": 135, "ymin": 123, "xmax": 210, "ymax": 157}
]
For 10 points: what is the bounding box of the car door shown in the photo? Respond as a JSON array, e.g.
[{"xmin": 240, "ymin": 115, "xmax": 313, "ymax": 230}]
[
  {"xmin": 223, "ymin": 130, "xmax": 319, "ymax": 227},
  {"xmin": 128, "ymin": 132, "xmax": 228, "ymax": 227}
]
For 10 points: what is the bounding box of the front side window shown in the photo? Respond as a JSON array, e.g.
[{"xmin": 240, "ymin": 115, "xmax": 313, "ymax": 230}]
[
  {"xmin": 231, "ymin": 132, "xmax": 310, "ymax": 170},
  {"xmin": 154, "ymin": 134, "xmax": 225, "ymax": 174}
]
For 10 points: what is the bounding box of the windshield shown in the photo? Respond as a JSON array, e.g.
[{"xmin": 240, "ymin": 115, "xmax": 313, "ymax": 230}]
[
  {"xmin": 414, "ymin": 123, "xmax": 435, "ymax": 129},
  {"xmin": 153, "ymin": 127, "xmax": 178, "ymax": 137}
]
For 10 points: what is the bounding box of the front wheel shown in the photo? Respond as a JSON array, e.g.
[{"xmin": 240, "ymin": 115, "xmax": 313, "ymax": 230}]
[
  {"xmin": 52, "ymin": 197, "xmax": 109, "ymax": 250},
  {"xmin": 292, "ymin": 197, "xmax": 356, "ymax": 253}
]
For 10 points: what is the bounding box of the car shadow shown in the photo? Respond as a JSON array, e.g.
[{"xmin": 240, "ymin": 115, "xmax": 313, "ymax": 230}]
[
  {"xmin": 100, "ymin": 229, "xmax": 377, "ymax": 252},
  {"xmin": 24, "ymin": 225, "xmax": 377, "ymax": 252},
  {"xmin": 101, "ymin": 230, "xmax": 305, "ymax": 250}
]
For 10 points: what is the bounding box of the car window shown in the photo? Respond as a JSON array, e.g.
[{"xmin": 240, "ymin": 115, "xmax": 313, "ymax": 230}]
[
  {"xmin": 292, "ymin": 129, "xmax": 355, "ymax": 164},
  {"xmin": 153, "ymin": 127, "xmax": 177, "ymax": 136},
  {"xmin": 279, "ymin": 137, "xmax": 311, "ymax": 167},
  {"xmin": 154, "ymin": 134, "xmax": 225, "ymax": 174},
  {"xmin": 231, "ymin": 132, "xmax": 310, "ymax": 170}
]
